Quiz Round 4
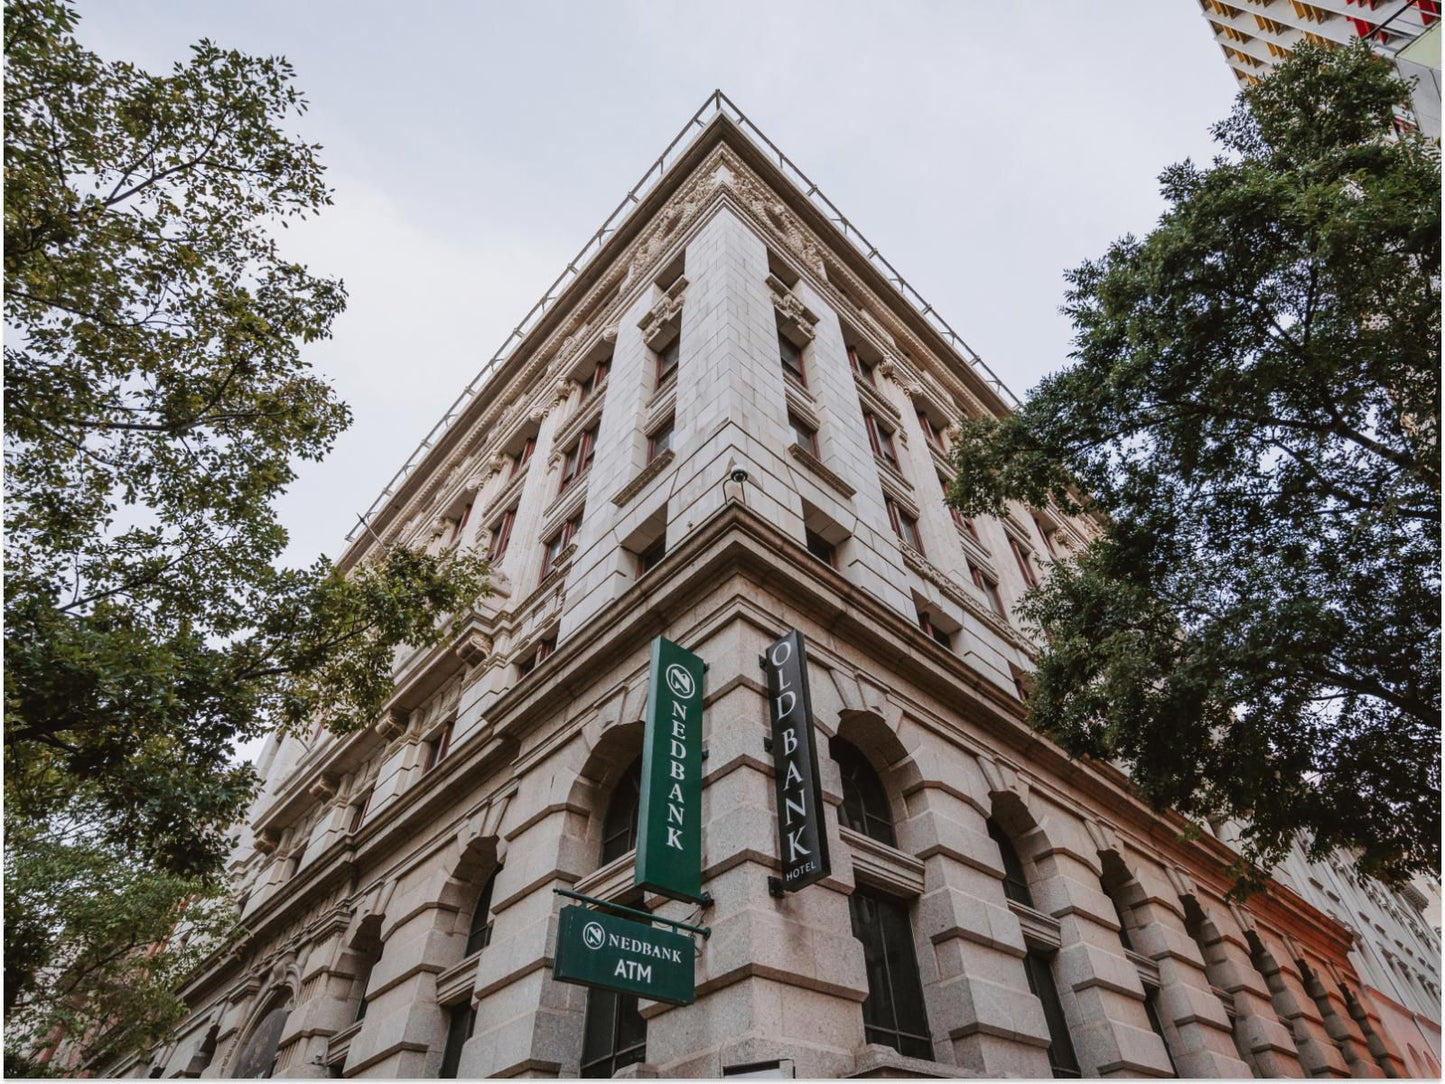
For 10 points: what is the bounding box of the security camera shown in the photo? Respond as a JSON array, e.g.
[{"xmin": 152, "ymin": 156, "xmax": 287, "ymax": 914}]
[{"xmin": 730, "ymin": 468, "xmax": 749, "ymax": 484}]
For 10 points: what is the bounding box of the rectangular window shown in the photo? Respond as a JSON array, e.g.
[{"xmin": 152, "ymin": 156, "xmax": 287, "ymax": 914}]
[
  {"xmin": 918, "ymin": 412, "xmax": 944, "ymax": 451},
  {"xmin": 1009, "ymin": 536, "xmax": 1040, "ymax": 589},
  {"xmin": 558, "ymin": 425, "xmax": 598, "ymax": 495},
  {"xmin": 349, "ymin": 787, "xmax": 372, "ymax": 833},
  {"xmin": 848, "ymin": 887, "xmax": 933, "ymax": 1061},
  {"xmin": 885, "ymin": 496, "xmax": 924, "ymax": 554},
  {"xmin": 949, "ymin": 504, "xmax": 982, "ymax": 544},
  {"xmin": 449, "ymin": 500, "xmax": 473, "ymax": 546},
  {"xmin": 779, "ymin": 332, "xmax": 806, "ymax": 386},
  {"xmin": 1023, "ymin": 951, "xmax": 1081, "ymax": 1079},
  {"xmin": 518, "ymin": 635, "xmax": 557, "ymax": 678},
  {"xmin": 865, "ymin": 412, "xmax": 899, "ymax": 469},
  {"xmin": 1033, "ymin": 513, "xmax": 1059, "ymax": 558},
  {"xmin": 637, "ymin": 537, "xmax": 666, "ymax": 575},
  {"xmin": 848, "ymin": 345, "xmax": 876, "ymax": 385},
  {"xmin": 438, "ymin": 1002, "xmax": 476, "ymax": 1080},
  {"xmin": 487, "ymin": 507, "xmax": 517, "ymax": 563},
  {"xmin": 805, "ymin": 527, "xmax": 837, "ymax": 568},
  {"xmin": 578, "ymin": 357, "xmax": 610, "ymax": 403},
  {"xmin": 581, "ymin": 989, "xmax": 647, "ymax": 1079},
  {"xmin": 647, "ymin": 416, "xmax": 674, "ymax": 463},
  {"xmin": 918, "ymin": 610, "xmax": 951, "ymax": 650},
  {"xmin": 789, "ymin": 411, "xmax": 818, "ymax": 457},
  {"xmin": 969, "ymin": 561, "xmax": 1006, "ymax": 617},
  {"xmin": 656, "ymin": 338, "xmax": 680, "ymax": 387},
  {"xmin": 423, "ymin": 719, "xmax": 454, "ymax": 774},
  {"xmin": 541, "ymin": 511, "xmax": 583, "ymax": 582},
  {"xmin": 511, "ymin": 436, "xmax": 536, "ymax": 479}
]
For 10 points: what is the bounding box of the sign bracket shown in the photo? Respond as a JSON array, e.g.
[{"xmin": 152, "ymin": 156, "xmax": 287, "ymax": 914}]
[{"xmin": 553, "ymin": 887, "xmax": 712, "ymax": 939}]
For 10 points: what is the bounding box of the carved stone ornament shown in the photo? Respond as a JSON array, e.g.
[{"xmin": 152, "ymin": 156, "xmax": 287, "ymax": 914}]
[
  {"xmin": 454, "ymin": 629, "xmax": 492, "ymax": 667},
  {"xmin": 766, "ymin": 274, "xmax": 819, "ymax": 344},
  {"xmin": 253, "ymin": 828, "xmax": 281, "ymax": 856},
  {"xmin": 485, "ymin": 452, "xmax": 509, "ymax": 479},
  {"xmin": 601, "ymin": 324, "xmax": 618, "ymax": 344},
  {"xmin": 638, "ymin": 276, "xmax": 689, "ymax": 349},
  {"xmin": 307, "ymin": 772, "xmax": 339, "ymax": 802},
  {"xmin": 375, "ymin": 706, "xmax": 411, "ymax": 743},
  {"xmin": 552, "ymin": 378, "xmax": 578, "ymax": 407}
]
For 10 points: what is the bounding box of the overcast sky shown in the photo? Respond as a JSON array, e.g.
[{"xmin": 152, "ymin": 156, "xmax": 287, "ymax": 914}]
[{"xmin": 75, "ymin": 1, "xmax": 1239, "ymax": 568}]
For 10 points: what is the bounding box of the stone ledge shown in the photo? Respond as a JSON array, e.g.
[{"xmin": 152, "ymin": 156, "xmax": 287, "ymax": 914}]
[
  {"xmin": 788, "ymin": 443, "xmax": 856, "ymax": 499},
  {"xmin": 849, "ymin": 1044, "xmax": 968, "ymax": 1079},
  {"xmin": 612, "ymin": 449, "xmax": 676, "ymax": 507}
]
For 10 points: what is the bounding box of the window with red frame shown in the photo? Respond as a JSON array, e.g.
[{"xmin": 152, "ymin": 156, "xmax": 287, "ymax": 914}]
[
  {"xmin": 1009, "ymin": 536, "xmax": 1040, "ymax": 589},
  {"xmin": 805, "ymin": 527, "xmax": 838, "ymax": 568},
  {"xmin": 558, "ymin": 425, "xmax": 598, "ymax": 494},
  {"xmin": 578, "ymin": 357, "xmax": 611, "ymax": 403},
  {"xmin": 656, "ymin": 337, "xmax": 680, "ymax": 387},
  {"xmin": 349, "ymin": 787, "xmax": 373, "ymax": 832},
  {"xmin": 422, "ymin": 719, "xmax": 454, "ymax": 773},
  {"xmin": 789, "ymin": 411, "xmax": 818, "ymax": 456},
  {"xmin": 541, "ymin": 511, "xmax": 583, "ymax": 583},
  {"xmin": 848, "ymin": 344, "xmax": 876, "ymax": 385},
  {"xmin": 884, "ymin": 496, "xmax": 924, "ymax": 554},
  {"xmin": 917, "ymin": 412, "xmax": 945, "ymax": 452},
  {"xmin": 865, "ymin": 412, "xmax": 900, "ymax": 470},
  {"xmin": 1032, "ymin": 514, "xmax": 1059, "ymax": 558},
  {"xmin": 968, "ymin": 561, "xmax": 1006, "ymax": 618},
  {"xmin": 518, "ymin": 635, "xmax": 557, "ymax": 677},
  {"xmin": 449, "ymin": 500, "xmax": 473, "ymax": 546},
  {"xmin": 511, "ymin": 436, "xmax": 536, "ymax": 479},
  {"xmin": 917, "ymin": 610, "xmax": 951, "ymax": 650},
  {"xmin": 779, "ymin": 331, "xmax": 806, "ymax": 386},
  {"xmin": 487, "ymin": 508, "xmax": 516, "ymax": 563},
  {"xmin": 647, "ymin": 416, "xmax": 674, "ymax": 463}
]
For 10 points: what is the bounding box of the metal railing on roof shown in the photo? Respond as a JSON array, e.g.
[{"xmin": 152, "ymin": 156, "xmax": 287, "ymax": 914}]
[{"xmin": 346, "ymin": 89, "xmax": 1020, "ymax": 544}]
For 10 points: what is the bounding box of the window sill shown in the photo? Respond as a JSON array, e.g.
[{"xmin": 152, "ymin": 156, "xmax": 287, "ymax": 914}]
[
  {"xmin": 849, "ymin": 1044, "xmax": 953, "ymax": 1078},
  {"xmin": 612, "ymin": 449, "xmax": 675, "ymax": 507},
  {"xmin": 856, "ymin": 372, "xmax": 902, "ymax": 421},
  {"xmin": 788, "ymin": 443, "xmax": 855, "ymax": 500},
  {"xmin": 436, "ymin": 949, "xmax": 484, "ymax": 1007},
  {"xmin": 875, "ymin": 455, "xmax": 915, "ymax": 496},
  {"xmin": 326, "ymin": 1019, "xmax": 364, "ymax": 1068},
  {"xmin": 841, "ymin": 825, "xmax": 925, "ymax": 896},
  {"xmin": 781, "ymin": 367, "xmax": 814, "ymax": 404},
  {"xmin": 554, "ymin": 388, "xmax": 607, "ymax": 452},
  {"xmin": 1008, "ymin": 899, "xmax": 1062, "ymax": 952}
]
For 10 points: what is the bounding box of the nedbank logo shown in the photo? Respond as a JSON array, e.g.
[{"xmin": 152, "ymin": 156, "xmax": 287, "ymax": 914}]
[
  {"xmin": 665, "ymin": 663, "xmax": 695, "ymax": 699},
  {"xmin": 582, "ymin": 922, "xmax": 607, "ymax": 950}
]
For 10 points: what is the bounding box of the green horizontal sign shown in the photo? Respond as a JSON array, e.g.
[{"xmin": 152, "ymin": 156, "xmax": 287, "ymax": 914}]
[{"xmin": 553, "ymin": 905, "xmax": 695, "ymax": 1005}]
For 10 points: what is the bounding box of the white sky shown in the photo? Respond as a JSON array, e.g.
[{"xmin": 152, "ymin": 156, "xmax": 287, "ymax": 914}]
[{"xmin": 75, "ymin": 0, "xmax": 1239, "ymax": 569}]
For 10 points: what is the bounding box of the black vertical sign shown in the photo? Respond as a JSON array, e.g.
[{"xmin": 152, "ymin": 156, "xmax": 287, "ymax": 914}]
[{"xmin": 762, "ymin": 629, "xmax": 830, "ymax": 890}]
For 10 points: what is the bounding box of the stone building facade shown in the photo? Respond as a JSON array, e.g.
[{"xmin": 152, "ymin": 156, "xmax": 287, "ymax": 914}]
[{"xmin": 126, "ymin": 98, "xmax": 1438, "ymax": 1079}]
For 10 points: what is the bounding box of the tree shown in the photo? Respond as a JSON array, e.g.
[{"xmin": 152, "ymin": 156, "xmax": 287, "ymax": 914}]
[
  {"xmin": 948, "ymin": 42, "xmax": 1439, "ymax": 890},
  {"xmin": 4, "ymin": 1, "xmax": 488, "ymax": 1066}
]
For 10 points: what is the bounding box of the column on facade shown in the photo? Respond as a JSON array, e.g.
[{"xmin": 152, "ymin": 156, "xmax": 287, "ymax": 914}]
[
  {"xmin": 457, "ymin": 726, "xmax": 613, "ymax": 1079},
  {"xmin": 897, "ymin": 738, "xmax": 1055, "ymax": 1076},
  {"xmin": 1182, "ymin": 895, "xmax": 1308, "ymax": 1077},
  {"xmin": 1118, "ymin": 862, "xmax": 1253, "ymax": 1076},
  {"xmin": 1294, "ymin": 945, "xmax": 1386, "ymax": 1078},
  {"xmin": 1022, "ymin": 825, "xmax": 1178, "ymax": 1077},
  {"xmin": 1246, "ymin": 928, "xmax": 1353, "ymax": 1077},
  {"xmin": 1334, "ymin": 972, "xmax": 1408, "ymax": 1077},
  {"xmin": 646, "ymin": 623, "xmax": 871, "ymax": 1078},
  {"xmin": 337, "ymin": 828, "xmax": 502, "ymax": 1078}
]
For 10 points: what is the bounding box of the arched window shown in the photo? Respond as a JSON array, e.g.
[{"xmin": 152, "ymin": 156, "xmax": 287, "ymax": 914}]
[
  {"xmin": 354, "ymin": 941, "xmax": 382, "ymax": 1022},
  {"xmin": 464, "ymin": 866, "xmax": 500, "ymax": 957},
  {"xmin": 986, "ymin": 818, "xmax": 1033, "ymax": 907},
  {"xmin": 600, "ymin": 759, "xmax": 642, "ymax": 864},
  {"xmin": 832, "ymin": 737, "xmax": 896, "ymax": 847},
  {"xmin": 581, "ymin": 987, "xmax": 647, "ymax": 1077},
  {"xmin": 848, "ymin": 885, "xmax": 933, "ymax": 1060},
  {"xmin": 233, "ymin": 1001, "xmax": 292, "ymax": 1078}
]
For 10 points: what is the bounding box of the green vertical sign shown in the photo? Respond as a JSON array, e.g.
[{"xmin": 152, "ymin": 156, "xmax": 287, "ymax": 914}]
[
  {"xmin": 635, "ymin": 635, "xmax": 705, "ymax": 902},
  {"xmin": 553, "ymin": 905, "xmax": 695, "ymax": 1005}
]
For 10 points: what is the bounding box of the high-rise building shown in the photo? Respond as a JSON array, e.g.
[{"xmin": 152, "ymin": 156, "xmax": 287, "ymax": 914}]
[
  {"xmin": 115, "ymin": 93, "xmax": 1439, "ymax": 1080},
  {"xmin": 1198, "ymin": 0, "xmax": 1442, "ymax": 136}
]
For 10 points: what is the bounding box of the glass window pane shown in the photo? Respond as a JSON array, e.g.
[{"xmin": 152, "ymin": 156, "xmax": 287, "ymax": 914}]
[
  {"xmin": 439, "ymin": 1003, "xmax": 475, "ymax": 1079},
  {"xmin": 1024, "ymin": 952, "xmax": 1080, "ymax": 1078}
]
